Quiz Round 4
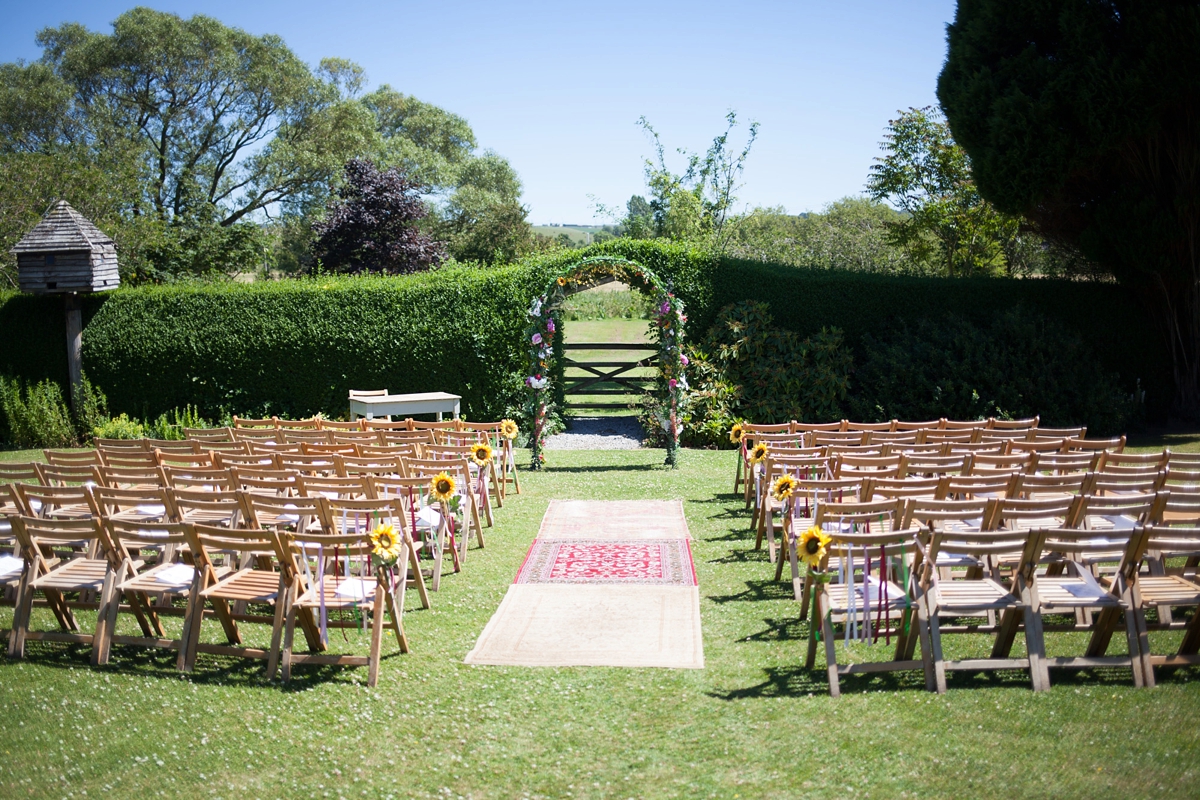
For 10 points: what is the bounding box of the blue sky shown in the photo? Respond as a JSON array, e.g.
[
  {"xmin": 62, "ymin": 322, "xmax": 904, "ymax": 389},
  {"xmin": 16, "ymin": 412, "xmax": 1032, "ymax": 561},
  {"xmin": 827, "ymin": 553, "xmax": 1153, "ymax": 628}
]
[{"xmin": 0, "ymin": 1, "xmax": 958, "ymax": 224}]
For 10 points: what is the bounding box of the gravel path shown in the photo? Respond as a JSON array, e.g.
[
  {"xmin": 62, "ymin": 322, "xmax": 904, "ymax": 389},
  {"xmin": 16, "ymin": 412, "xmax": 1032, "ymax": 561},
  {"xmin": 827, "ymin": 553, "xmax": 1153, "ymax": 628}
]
[{"xmin": 544, "ymin": 416, "xmax": 645, "ymax": 450}]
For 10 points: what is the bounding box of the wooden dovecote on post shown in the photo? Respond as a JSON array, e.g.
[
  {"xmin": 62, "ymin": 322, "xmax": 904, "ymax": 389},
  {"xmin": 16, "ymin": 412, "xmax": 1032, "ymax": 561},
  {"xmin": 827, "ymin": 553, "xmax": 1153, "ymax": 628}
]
[
  {"xmin": 11, "ymin": 200, "xmax": 120, "ymax": 294},
  {"xmin": 9, "ymin": 200, "xmax": 120, "ymax": 410}
]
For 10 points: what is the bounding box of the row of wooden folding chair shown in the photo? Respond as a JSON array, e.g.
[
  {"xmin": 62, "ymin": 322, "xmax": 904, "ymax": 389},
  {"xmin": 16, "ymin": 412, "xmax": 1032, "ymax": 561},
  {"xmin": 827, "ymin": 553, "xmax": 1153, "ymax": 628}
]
[
  {"xmin": 5, "ymin": 491, "xmax": 423, "ymax": 686},
  {"xmin": 775, "ymin": 491, "xmax": 1182, "ymax": 695}
]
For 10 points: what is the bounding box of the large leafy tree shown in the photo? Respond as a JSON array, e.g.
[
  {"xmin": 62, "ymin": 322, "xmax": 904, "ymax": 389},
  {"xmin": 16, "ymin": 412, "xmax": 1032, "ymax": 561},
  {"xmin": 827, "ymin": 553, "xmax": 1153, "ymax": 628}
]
[
  {"xmin": 867, "ymin": 107, "xmax": 1016, "ymax": 277},
  {"xmin": 938, "ymin": 0, "xmax": 1200, "ymax": 416}
]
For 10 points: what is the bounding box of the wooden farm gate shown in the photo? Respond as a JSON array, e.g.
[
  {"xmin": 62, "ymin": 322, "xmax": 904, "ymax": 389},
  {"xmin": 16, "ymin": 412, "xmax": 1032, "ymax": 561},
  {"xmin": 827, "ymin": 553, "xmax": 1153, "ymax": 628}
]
[{"xmin": 561, "ymin": 342, "xmax": 658, "ymax": 411}]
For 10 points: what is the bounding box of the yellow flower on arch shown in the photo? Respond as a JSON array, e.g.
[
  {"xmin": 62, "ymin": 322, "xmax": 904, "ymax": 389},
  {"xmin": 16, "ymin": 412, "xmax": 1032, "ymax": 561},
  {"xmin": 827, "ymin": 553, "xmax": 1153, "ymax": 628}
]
[
  {"xmin": 370, "ymin": 523, "xmax": 402, "ymax": 564},
  {"xmin": 557, "ymin": 276, "xmax": 567, "ymax": 286},
  {"xmin": 430, "ymin": 472, "xmax": 457, "ymax": 502},
  {"xmin": 796, "ymin": 526, "xmax": 832, "ymax": 569},
  {"xmin": 749, "ymin": 442, "xmax": 769, "ymax": 465},
  {"xmin": 471, "ymin": 441, "xmax": 494, "ymax": 467},
  {"xmin": 500, "ymin": 419, "xmax": 519, "ymax": 439},
  {"xmin": 772, "ymin": 474, "xmax": 798, "ymax": 502}
]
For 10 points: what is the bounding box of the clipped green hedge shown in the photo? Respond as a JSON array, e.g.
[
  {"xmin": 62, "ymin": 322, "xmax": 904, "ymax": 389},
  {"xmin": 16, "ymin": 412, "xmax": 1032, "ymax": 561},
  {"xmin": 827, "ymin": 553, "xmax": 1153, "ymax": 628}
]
[{"xmin": 0, "ymin": 239, "xmax": 1175, "ymax": 426}]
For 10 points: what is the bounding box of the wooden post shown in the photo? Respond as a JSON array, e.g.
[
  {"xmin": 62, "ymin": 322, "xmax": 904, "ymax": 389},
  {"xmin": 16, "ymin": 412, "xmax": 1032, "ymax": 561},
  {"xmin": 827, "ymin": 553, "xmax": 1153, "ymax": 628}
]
[{"xmin": 64, "ymin": 292, "xmax": 82, "ymax": 410}]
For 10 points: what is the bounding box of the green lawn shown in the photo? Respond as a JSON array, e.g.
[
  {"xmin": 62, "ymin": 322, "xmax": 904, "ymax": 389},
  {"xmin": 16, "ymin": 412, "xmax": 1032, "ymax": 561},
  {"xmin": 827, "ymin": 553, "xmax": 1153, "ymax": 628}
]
[{"xmin": 2, "ymin": 448, "xmax": 1199, "ymax": 799}]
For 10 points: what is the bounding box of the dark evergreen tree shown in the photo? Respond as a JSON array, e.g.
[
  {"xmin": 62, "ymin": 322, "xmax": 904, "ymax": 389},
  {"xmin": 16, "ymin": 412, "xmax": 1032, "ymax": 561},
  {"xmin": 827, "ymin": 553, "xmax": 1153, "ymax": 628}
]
[{"xmin": 938, "ymin": 0, "xmax": 1200, "ymax": 416}]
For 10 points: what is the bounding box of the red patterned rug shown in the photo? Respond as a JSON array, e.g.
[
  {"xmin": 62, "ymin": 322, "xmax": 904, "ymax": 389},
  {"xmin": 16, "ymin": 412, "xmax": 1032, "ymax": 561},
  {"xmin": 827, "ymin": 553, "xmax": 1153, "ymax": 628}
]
[{"xmin": 514, "ymin": 539, "xmax": 697, "ymax": 586}]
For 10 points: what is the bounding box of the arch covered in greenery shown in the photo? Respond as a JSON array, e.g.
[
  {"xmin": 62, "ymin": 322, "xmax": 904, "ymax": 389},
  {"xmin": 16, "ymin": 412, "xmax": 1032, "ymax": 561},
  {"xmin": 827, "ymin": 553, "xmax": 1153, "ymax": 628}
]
[{"xmin": 524, "ymin": 256, "xmax": 688, "ymax": 469}]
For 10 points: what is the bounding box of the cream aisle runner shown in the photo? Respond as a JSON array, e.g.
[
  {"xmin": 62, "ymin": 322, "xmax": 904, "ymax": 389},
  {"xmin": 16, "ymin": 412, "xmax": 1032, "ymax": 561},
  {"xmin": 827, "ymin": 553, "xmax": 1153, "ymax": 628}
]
[{"xmin": 464, "ymin": 500, "xmax": 704, "ymax": 669}]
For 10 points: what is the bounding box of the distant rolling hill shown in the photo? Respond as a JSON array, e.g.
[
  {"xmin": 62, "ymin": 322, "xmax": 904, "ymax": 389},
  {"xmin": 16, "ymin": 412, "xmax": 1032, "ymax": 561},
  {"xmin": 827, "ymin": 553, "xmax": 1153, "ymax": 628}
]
[{"xmin": 531, "ymin": 225, "xmax": 608, "ymax": 245}]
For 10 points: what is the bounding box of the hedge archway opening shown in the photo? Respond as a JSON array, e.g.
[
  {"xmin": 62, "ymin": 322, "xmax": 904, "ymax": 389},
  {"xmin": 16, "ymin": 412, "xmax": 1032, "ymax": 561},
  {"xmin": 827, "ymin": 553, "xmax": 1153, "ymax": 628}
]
[{"xmin": 523, "ymin": 256, "xmax": 688, "ymax": 469}]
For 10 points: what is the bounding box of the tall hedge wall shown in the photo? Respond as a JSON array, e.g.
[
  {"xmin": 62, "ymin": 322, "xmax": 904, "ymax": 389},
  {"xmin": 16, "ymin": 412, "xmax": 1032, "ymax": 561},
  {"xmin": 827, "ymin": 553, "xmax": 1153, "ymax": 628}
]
[{"xmin": 0, "ymin": 239, "xmax": 1174, "ymax": 423}]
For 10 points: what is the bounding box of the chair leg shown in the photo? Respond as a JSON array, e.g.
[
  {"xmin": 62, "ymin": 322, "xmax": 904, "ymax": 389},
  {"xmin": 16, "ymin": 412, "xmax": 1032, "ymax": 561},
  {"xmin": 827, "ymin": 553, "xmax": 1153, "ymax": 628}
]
[
  {"xmin": 407, "ymin": 534, "xmax": 430, "ymax": 609},
  {"xmin": 926, "ymin": 607, "xmax": 947, "ymax": 694},
  {"xmin": 177, "ymin": 578, "xmax": 203, "ymax": 672},
  {"xmin": 368, "ymin": 590, "xmax": 386, "ymax": 688},
  {"xmin": 266, "ymin": 582, "xmax": 289, "ymax": 681},
  {"xmin": 804, "ymin": 591, "xmax": 821, "ymax": 669},
  {"xmin": 1134, "ymin": 604, "xmax": 1155, "ymax": 689},
  {"xmin": 822, "ymin": 607, "xmax": 841, "ymax": 698},
  {"xmin": 1022, "ymin": 606, "xmax": 1050, "ymax": 692},
  {"xmin": 91, "ymin": 569, "xmax": 118, "ymax": 666},
  {"xmin": 8, "ymin": 569, "xmax": 33, "ymax": 659},
  {"xmin": 281, "ymin": 605, "xmax": 297, "ymax": 682},
  {"xmin": 1122, "ymin": 607, "xmax": 1145, "ymax": 688}
]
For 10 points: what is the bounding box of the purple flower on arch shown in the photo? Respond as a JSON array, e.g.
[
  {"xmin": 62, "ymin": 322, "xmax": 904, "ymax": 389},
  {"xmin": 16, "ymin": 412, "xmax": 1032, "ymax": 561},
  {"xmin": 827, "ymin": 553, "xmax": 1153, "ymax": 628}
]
[
  {"xmin": 532, "ymin": 333, "xmax": 543, "ymax": 345},
  {"xmin": 546, "ymin": 319, "xmax": 556, "ymax": 334}
]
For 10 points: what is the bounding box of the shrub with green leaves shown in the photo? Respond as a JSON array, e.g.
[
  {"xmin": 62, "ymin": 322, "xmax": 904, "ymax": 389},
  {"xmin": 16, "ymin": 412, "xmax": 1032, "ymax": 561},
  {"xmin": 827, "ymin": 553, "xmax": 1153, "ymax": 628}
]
[
  {"xmin": 0, "ymin": 376, "xmax": 78, "ymax": 448},
  {"xmin": 93, "ymin": 413, "xmax": 146, "ymax": 440},
  {"xmin": 848, "ymin": 307, "xmax": 1137, "ymax": 434},
  {"xmin": 669, "ymin": 301, "xmax": 853, "ymax": 447}
]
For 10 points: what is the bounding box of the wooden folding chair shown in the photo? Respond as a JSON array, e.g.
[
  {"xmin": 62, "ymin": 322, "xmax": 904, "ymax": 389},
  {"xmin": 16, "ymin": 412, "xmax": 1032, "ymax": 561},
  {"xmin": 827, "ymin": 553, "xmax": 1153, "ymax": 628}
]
[
  {"xmin": 180, "ymin": 522, "xmax": 317, "ymax": 677},
  {"xmin": 1098, "ymin": 450, "xmax": 1168, "ymax": 474},
  {"xmin": 892, "ymin": 419, "xmax": 943, "ymax": 433},
  {"xmin": 155, "ymin": 450, "xmax": 217, "ymax": 470},
  {"xmin": 426, "ymin": 443, "xmax": 500, "ymax": 522},
  {"xmin": 774, "ymin": 477, "xmax": 866, "ymax": 597},
  {"xmin": 144, "ymin": 439, "xmax": 202, "ymax": 455},
  {"xmin": 834, "ymin": 454, "xmax": 901, "ymax": 481},
  {"xmin": 803, "ymin": 517, "xmax": 929, "ymax": 697},
  {"xmin": 371, "ymin": 475, "xmax": 460, "ymax": 591},
  {"xmin": 44, "ymin": 449, "xmax": 104, "ymax": 467},
  {"xmin": 36, "ymin": 463, "xmax": 103, "ymax": 488},
  {"xmin": 96, "ymin": 465, "xmax": 166, "ymax": 490},
  {"xmin": 278, "ymin": 454, "xmax": 341, "ymax": 477},
  {"xmin": 170, "ymin": 488, "xmax": 247, "ymax": 528},
  {"xmin": 870, "ymin": 477, "xmax": 942, "ymax": 502},
  {"xmin": 734, "ymin": 423, "xmax": 792, "ymax": 495},
  {"xmin": 302, "ymin": 443, "xmax": 358, "ymax": 457},
  {"xmin": 276, "ymin": 417, "xmax": 321, "ymax": 430},
  {"xmin": 232, "ymin": 416, "xmax": 279, "ymax": 430},
  {"xmin": 942, "ymin": 419, "xmax": 989, "ymax": 432},
  {"xmin": 1007, "ymin": 471, "xmax": 1092, "ymax": 500},
  {"xmin": 203, "ymin": 440, "xmax": 250, "ymax": 456},
  {"xmin": 329, "ymin": 430, "xmax": 380, "ymax": 446},
  {"xmin": 7, "ymin": 514, "xmax": 117, "ymax": 664},
  {"xmin": 231, "ymin": 467, "xmax": 300, "ymax": 499},
  {"xmin": 969, "ymin": 452, "xmax": 1032, "ymax": 475},
  {"xmin": 318, "ymin": 418, "xmax": 366, "ymax": 432},
  {"xmin": 756, "ymin": 454, "xmax": 830, "ymax": 557},
  {"xmin": 459, "ymin": 421, "xmax": 516, "ymax": 499},
  {"xmin": 337, "ymin": 455, "xmax": 405, "ymax": 480},
  {"xmin": 95, "ymin": 519, "xmax": 203, "ymax": 666},
  {"xmin": 279, "ymin": 500, "xmax": 411, "ymax": 687},
  {"xmin": 914, "ymin": 509, "xmax": 1050, "ymax": 692},
  {"xmin": 161, "ymin": 466, "xmax": 237, "ymax": 492},
  {"xmin": 91, "ymin": 485, "xmax": 174, "ymax": 525},
  {"xmin": 864, "ymin": 431, "xmax": 918, "ymax": 446},
  {"xmin": 215, "ymin": 451, "xmax": 281, "ymax": 470},
  {"xmin": 1029, "ymin": 451, "xmax": 1102, "ymax": 474},
  {"xmin": 1033, "ymin": 425, "xmax": 1086, "ymax": 440},
  {"xmin": 898, "ymin": 454, "xmax": 971, "ymax": 479},
  {"xmin": 16, "ymin": 483, "xmax": 97, "ymax": 522},
  {"xmin": 938, "ymin": 473, "xmax": 1012, "ymax": 501},
  {"xmin": 282, "ymin": 430, "xmax": 333, "ymax": 445},
  {"xmin": 233, "ymin": 428, "xmax": 280, "ymax": 445},
  {"xmin": 318, "ymin": 496, "xmax": 429, "ymax": 610},
  {"xmin": 184, "ymin": 426, "xmax": 234, "ymax": 443},
  {"xmin": 0, "ymin": 462, "xmax": 41, "ymax": 485},
  {"xmin": 358, "ymin": 443, "xmax": 423, "ymax": 461},
  {"xmin": 796, "ymin": 498, "xmax": 907, "ymax": 621},
  {"xmin": 403, "ymin": 458, "xmax": 485, "ymax": 558},
  {"xmin": 297, "ymin": 475, "xmax": 372, "ymax": 501},
  {"xmin": 1019, "ymin": 524, "xmax": 1149, "ymax": 687},
  {"xmin": 94, "ymin": 437, "xmax": 149, "ymax": 452},
  {"xmin": 988, "ymin": 415, "xmax": 1039, "ymax": 430},
  {"xmin": 1126, "ymin": 524, "xmax": 1200, "ymax": 686}
]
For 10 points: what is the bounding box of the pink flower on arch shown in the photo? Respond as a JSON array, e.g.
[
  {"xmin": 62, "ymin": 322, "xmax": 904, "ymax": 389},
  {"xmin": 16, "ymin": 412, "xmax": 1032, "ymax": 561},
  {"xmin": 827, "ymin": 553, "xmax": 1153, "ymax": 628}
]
[
  {"xmin": 669, "ymin": 378, "xmax": 678, "ymax": 390},
  {"xmin": 532, "ymin": 333, "xmax": 543, "ymax": 345},
  {"xmin": 680, "ymin": 354, "xmax": 690, "ymax": 367}
]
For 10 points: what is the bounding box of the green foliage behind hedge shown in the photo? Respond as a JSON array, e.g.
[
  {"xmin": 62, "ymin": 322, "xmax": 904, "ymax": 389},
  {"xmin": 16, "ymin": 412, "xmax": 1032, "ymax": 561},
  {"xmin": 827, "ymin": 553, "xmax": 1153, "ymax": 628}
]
[{"xmin": 0, "ymin": 239, "xmax": 1174, "ymax": 429}]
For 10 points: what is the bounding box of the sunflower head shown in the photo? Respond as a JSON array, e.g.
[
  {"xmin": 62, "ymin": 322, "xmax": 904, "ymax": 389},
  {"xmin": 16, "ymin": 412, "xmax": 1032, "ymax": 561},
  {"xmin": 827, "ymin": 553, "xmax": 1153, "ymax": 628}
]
[
  {"xmin": 750, "ymin": 442, "xmax": 769, "ymax": 464},
  {"xmin": 471, "ymin": 441, "xmax": 494, "ymax": 466},
  {"xmin": 430, "ymin": 471, "xmax": 457, "ymax": 502},
  {"xmin": 796, "ymin": 526, "xmax": 833, "ymax": 569},
  {"xmin": 556, "ymin": 276, "xmax": 567, "ymax": 286},
  {"xmin": 500, "ymin": 419, "xmax": 519, "ymax": 440},
  {"xmin": 370, "ymin": 523, "xmax": 402, "ymax": 564},
  {"xmin": 772, "ymin": 474, "xmax": 798, "ymax": 502},
  {"xmin": 729, "ymin": 423, "xmax": 744, "ymax": 444}
]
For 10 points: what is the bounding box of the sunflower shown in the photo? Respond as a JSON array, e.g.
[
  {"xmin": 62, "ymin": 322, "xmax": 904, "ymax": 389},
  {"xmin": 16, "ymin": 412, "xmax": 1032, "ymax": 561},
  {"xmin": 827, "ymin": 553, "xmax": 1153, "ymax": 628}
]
[
  {"xmin": 729, "ymin": 422, "xmax": 745, "ymax": 445},
  {"xmin": 796, "ymin": 526, "xmax": 832, "ymax": 569},
  {"xmin": 471, "ymin": 441, "xmax": 494, "ymax": 467},
  {"xmin": 370, "ymin": 523, "xmax": 402, "ymax": 564},
  {"xmin": 749, "ymin": 442, "xmax": 769, "ymax": 464},
  {"xmin": 556, "ymin": 276, "xmax": 567, "ymax": 286},
  {"xmin": 500, "ymin": 419, "xmax": 519, "ymax": 439},
  {"xmin": 430, "ymin": 471, "xmax": 457, "ymax": 502},
  {"xmin": 771, "ymin": 474, "xmax": 798, "ymax": 502}
]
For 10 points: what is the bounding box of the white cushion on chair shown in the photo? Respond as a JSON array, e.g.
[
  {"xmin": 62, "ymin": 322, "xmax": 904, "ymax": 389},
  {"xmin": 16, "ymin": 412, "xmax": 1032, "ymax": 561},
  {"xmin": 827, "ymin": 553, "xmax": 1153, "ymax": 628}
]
[
  {"xmin": 416, "ymin": 506, "xmax": 441, "ymax": 528},
  {"xmin": 0, "ymin": 554, "xmax": 22, "ymax": 581},
  {"xmin": 334, "ymin": 578, "xmax": 373, "ymax": 600},
  {"xmin": 153, "ymin": 563, "xmax": 196, "ymax": 588}
]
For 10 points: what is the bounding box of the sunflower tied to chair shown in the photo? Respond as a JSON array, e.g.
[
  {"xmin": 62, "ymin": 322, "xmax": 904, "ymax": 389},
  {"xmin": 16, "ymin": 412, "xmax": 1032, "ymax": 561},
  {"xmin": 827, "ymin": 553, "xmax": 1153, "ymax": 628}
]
[
  {"xmin": 729, "ymin": 422, "xmax": 745, "ymax": 445},
  {"xmin": 749, "ymin": 442, "xmax": 769, "ymax": 465},
  {"xmin": 369, "ymin": 522, "xmax": 402, "ymax": 566},
  {"xmin": 772, "ymin": 474, "xmax": 797, "ymax": 502},
  {"xmin": 430, "ymin": 472, "xmax": 457, "ymax": 503},
  {"xmin": 796, "ymin": 525, "xmax": 832, "ymax": 570},
  {"xmin": 471, "ymin": 442, "xmax": 493, "ymax": 467},
  {"xmin": 500, "ymin": 419, "xmax": 519, "ymax": 440}
]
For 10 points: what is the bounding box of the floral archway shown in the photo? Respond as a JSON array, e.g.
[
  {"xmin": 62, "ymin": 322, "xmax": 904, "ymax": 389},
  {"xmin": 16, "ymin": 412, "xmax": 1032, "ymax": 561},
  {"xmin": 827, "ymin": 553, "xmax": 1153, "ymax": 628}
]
[{"xmin": 524, "ymin": 256, "xmax": 688, "ymax": 470}]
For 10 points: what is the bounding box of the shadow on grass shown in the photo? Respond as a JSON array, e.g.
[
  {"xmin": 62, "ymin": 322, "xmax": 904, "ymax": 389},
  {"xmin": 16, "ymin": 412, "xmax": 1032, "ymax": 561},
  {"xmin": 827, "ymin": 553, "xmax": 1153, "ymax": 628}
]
[
  {"xmin": 4, "ymin": 638, "xmax": 388, "ymax": 690},
  {"xmin": 708, "ymin": 579, "xmax": 794, "ymax": 604},
  {"xmin": 542, "ymin": 464, "xmax": 661, "ymax": 474}
]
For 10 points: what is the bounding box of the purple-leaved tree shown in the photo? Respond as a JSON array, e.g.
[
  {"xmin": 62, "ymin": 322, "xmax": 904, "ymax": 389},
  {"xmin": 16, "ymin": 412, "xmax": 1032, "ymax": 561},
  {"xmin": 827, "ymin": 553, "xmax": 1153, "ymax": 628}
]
[{"xmin": 313, "ymin": 158, "xmax": 446, "ymax": 274}]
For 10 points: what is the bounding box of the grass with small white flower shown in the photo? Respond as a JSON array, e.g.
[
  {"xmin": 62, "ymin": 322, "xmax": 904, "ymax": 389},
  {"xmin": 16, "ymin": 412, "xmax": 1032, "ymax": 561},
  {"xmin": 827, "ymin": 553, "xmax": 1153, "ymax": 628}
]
[{"xmin": 1, "ymin": 445, "xmax": 1199, "ymax": 798}]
